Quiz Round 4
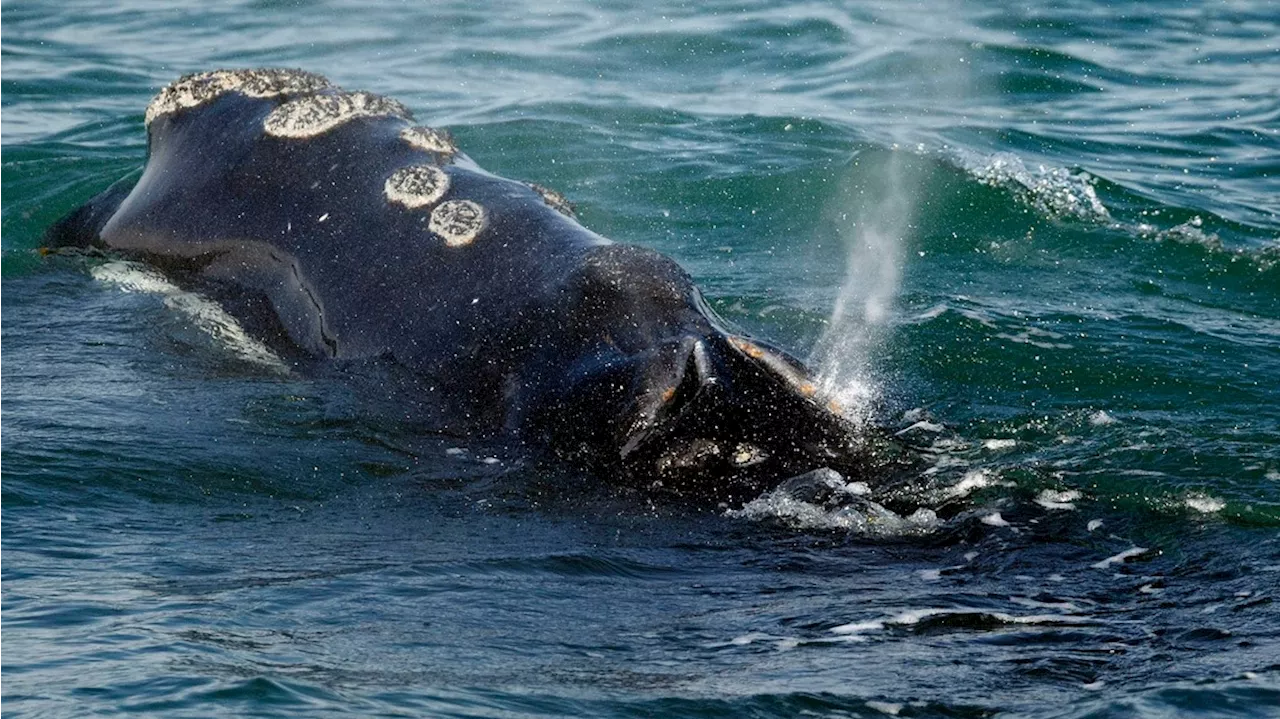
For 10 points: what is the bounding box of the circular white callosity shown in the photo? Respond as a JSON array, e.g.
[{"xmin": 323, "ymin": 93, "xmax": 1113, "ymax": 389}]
[
  {"xmin": 429, "ymin": 200, "xmax": 487, "ymax": 247},
  {"xmin": 264, "ymin": 91, "xmax": 412, "ymax": 139},
  {"xmin": 145, "ymin": 68, "xmax": 332, "ymax": 128},
  {"xmin": 384, "ymin": 164, "xmax": 450, "ymax": 210},
  {"xmin": 400, "ymin": 126, "xmax": 457, "ymax": 156}
]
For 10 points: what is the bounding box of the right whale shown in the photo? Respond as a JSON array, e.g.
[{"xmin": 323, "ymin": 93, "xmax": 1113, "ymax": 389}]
[{"xmin": 47, "ymin": 68, "xmax": 901, "ymax": 503}]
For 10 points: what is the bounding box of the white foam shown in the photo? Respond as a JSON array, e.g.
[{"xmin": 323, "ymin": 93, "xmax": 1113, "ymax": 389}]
[
  {"xmin": 921, "ymin": 452, "xmax": 970, "ymax": 476},
  {"xmin": 894, "ymin": 420, "xmax": 945, "ymax": 436},
  {"xmin": 1011, "ymin": 596, "xmax": 1084, "ymax": 612},
  {"xmin": 1089, "ymin": 410, "xmax": 1118, "ymax": 426},
  {"xmin": 961, "ymin": 151, "xmax": 1111, "ymax": 222},
  {"xmin": 866, "ymin": 700, "xmax": 903, "ymax": 716},
  {"xmin": 983, "ymin": 438, "xmax": 1017, "ymax": 450},
  {"xmin": 1145, "ymin": 215, "xmax": 1224, "ymax": 251},
  {"xmin": 727, "ymin": 482, "xmax": 940, "ymax": 536},
  {"xmin": 1091, "ymin": 546, "xmax": 1149, "ymax": 570},
  {"xmin": 843, "ymin": 480, "xmax": 872, "ymax": 496},
  {"xmin": 832, "ymin": 607, "xmax": 1080, "ymax": 638},
  {"xmin": 1035, "ymin": 488, "xmax": 1082, "ymax": 510},
  {"xmin": 728, "ymin": 632, "xmax": 773, "ymax": 646},
  {"xmin": 829, "ymin": 618, "xmax": 885, "ymax": 635},
  {"xmin": 981, "ymin": 512, "xmax": 1010, "ymax": 527},
  {"xmin": 1185, "ymin": 494, "xmax": 1226, "ymax": 514},
  {"xmin": 90, "ymin": 261, "xmax": 288, "ymax": 372},
  {"xmin": 941, "ymin": 469, "xmax": 1007, "ymax": 499}
]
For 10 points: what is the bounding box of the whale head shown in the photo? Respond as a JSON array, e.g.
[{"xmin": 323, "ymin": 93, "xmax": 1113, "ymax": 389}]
[{"xmin": 521, "ymin": 244, "xmax": 892, "ymax": 504}]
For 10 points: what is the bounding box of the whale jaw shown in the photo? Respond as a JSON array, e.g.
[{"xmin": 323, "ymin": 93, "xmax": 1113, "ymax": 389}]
[{"xmin": 527, "ymin": 327, "xmax": 872, "ymax": 505}]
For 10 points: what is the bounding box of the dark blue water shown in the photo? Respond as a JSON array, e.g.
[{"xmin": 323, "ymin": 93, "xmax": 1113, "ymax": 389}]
[{"xmin": 4, "ymin": 1, "xmax": 1279, "ymax": 716}]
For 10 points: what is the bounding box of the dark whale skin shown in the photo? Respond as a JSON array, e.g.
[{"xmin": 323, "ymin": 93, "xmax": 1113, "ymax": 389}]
[{"xmin": 48, "ymin": 69, "xmax": 896, "ymax": 504}]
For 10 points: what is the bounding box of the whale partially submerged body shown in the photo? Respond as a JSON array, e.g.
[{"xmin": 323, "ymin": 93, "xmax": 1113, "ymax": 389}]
[{"xmin": 48, "ymin": 68, "xmax": 893, "ymax": 503}]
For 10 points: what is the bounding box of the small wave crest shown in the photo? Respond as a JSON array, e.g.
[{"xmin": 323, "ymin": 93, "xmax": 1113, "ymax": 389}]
[
  {"xmin": 958, "ymin": 151, "xmax": 1111, "ymax": 223},
  {"xmin": 950, "ymin": 149, "xmax": 1278, "ymax": 272}
]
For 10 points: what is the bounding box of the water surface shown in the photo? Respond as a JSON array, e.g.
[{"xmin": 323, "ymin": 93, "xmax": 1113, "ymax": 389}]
[{"xmin": 4, "ymin": 1, "xmax": 1279, "ymax": 716}]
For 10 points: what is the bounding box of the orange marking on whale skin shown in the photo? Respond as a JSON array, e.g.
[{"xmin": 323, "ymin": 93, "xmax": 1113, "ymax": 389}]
[
  {"xmin": 661, "ymin": 387, "xmax": 677, "ymax": 402},
  {"xmin": 731, "ymin": 337, "xmax": 765, "ymax": 359},
  {"xmin": 798, "ymin": 383, "xmax": 817, "ymax": 397}
]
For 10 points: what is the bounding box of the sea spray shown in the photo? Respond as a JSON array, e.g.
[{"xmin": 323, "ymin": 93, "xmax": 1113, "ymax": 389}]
[{"xmin": 811, "ymin": 145, "xmax": 919, "ymax": 424}]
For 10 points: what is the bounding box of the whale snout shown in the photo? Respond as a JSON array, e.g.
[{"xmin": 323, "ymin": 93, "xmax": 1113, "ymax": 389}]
[
  {"xmin": 616, "ymin": 331, "xmax": 867, "ymax": 502},
  {"xmin": 530, "ymin": 322, "xmax": 868, "ymax": 504}
]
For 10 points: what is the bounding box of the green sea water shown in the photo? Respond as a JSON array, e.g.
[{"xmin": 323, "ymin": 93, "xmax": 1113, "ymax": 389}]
[{"xmin": 4, "ymin": 1, "xmax": 1279, "ymax": 717}]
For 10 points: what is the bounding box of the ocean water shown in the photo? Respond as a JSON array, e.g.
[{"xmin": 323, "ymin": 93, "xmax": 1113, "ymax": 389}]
[{"xmin": 4, "ymin": 1, "xmax": 1279, "ymax": 716}]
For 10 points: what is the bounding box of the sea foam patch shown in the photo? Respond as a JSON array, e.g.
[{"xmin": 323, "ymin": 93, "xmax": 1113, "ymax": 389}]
[
  {"xmin": 960, "ymin": 151, "xmax": 1111, "ymax": 222},
  {"xmin": 830, "ymin": 607, "xmax": 1087, "ymax": 639},
  {"xmin": 90, "ymin": 261, "xmax": 288, "ymax": 372},
  {"xmin": 727, "ymin": 468, "xmax": 938, "ymax": 535}
]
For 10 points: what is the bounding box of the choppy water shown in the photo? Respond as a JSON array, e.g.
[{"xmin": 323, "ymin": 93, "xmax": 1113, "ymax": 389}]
[{"xmin": 4, "ymin": 1, "xmax": 1279, "ymax": 717}]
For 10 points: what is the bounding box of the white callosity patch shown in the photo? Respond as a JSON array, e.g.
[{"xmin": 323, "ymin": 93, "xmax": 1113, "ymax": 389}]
[
  {"xmin": 400, "ymin": 125, "xmax": 457, "ymax": 156},
  {"xmin": 89, "ymin": 261, "xmax": 288, "ymax": 372},
  {"xmin": 528, "ymin": 183, "xmax": 575, "ymax": 218},
  {"xmin": 429, "ymin": 200, "xmax": 487, "ymax": 247},
  {"xmin": 145, "ymin": 68, "xmax": 331, "ymax": 128},
  {"xmin": 264, "ymin": 91, "xmax": 412, "ymax": 139},
  {"xmin": 384, "ymin": 164, "xmax": 450, "ymax": 209}
]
